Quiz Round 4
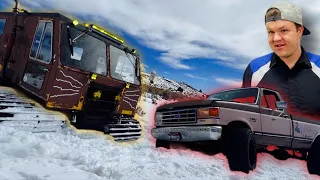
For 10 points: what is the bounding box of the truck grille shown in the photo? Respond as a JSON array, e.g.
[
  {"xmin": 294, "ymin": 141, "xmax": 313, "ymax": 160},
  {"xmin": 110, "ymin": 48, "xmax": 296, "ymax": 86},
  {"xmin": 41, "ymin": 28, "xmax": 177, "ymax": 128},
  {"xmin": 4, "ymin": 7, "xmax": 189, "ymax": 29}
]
[{"xmin": 161, "ymin": 109, "xmax": 197, "ymax": 124}]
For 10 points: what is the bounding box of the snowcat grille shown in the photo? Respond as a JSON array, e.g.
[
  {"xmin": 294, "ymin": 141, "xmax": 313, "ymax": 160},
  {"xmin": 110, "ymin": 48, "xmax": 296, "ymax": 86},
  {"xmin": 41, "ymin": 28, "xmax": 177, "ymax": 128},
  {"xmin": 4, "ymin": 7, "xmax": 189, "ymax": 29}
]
[
  {"xmin": 84, "ymin": 83, "xmax": 122, "ymax": 121},
  {"xmin": 161, "ymin": 109, "xmax": 196, "ymax": 124}
]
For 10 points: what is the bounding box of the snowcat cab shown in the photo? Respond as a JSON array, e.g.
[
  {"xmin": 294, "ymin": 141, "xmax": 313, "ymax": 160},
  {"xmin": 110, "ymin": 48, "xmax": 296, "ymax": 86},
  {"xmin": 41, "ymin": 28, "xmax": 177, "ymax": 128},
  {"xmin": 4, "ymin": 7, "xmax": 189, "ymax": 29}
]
[{"xmin": 0, "ymin": 1, "xmax": 142, "ymax": 141}]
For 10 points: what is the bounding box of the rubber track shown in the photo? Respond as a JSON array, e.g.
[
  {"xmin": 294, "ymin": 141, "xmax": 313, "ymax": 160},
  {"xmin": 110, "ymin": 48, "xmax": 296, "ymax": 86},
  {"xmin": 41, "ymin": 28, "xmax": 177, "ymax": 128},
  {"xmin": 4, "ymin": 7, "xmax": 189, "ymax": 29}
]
[
  {"xmin": 106, "ymin": 118, "xmax": 142, "ymax": 142},
  {"xmin": 0, "ymin": 88, "xmax": 67, "ymax": 133}
]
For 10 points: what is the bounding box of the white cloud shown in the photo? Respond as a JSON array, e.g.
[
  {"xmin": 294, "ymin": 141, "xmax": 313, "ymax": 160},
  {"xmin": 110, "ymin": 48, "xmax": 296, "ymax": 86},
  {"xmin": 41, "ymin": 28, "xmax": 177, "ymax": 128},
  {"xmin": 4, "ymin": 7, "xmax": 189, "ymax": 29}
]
[
  {"xmin": 185, "ymin": 73, "xmax": 209, "ymax": 81},
  {"xmin": 15, "ymin": 0, "xmax": 320, "ymax": 70},
  {"xmin": 215, "ymin": 77, "xmax": 242, "ymax": 87},
  {"xmin": 141, "ymin": 63, "xmax": 148, "ymax": 71}
]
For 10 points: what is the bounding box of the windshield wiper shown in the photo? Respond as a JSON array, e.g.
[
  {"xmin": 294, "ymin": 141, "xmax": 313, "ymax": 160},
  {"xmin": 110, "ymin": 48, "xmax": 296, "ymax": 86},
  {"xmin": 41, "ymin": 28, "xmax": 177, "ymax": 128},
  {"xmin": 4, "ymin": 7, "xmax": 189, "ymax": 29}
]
[
  {"xmin": 66, "ymin": 25, "xmax": 91, "ymax": 56},
  {"xmin": 72, "ymin": 29, "xmax": 90, "ymax": 43}
]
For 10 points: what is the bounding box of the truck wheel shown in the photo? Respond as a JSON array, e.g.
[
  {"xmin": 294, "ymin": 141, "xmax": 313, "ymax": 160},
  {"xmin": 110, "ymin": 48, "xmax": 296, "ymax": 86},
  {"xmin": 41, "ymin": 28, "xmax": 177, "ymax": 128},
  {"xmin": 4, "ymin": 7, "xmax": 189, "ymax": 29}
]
[
  {"xmin": 226, "ymin": 128, "xmax": 257, "ymax": 173},
  {"xmin": 307, "ymin": 136, "xmax": 320, "ymax": 175},
  {"xmin": 156, "ymin": 139, "xmax": 170, "ymax": 149}
]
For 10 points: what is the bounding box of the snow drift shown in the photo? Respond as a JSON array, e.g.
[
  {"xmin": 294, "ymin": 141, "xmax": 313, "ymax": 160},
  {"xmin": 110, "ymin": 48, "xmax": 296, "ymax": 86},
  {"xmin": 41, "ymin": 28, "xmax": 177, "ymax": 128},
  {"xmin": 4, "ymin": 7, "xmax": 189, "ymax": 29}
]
[{"xmin": 0, "ymin": 96, "xmax": 319, "ymax": 180}]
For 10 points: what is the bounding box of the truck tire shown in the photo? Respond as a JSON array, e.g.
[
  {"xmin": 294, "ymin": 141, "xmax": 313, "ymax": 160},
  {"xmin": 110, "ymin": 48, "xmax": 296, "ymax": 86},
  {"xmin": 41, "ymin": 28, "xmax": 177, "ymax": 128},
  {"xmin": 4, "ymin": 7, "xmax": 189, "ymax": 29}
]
[
  {"xmin": 307, "ymin": 136, "xmax": 320, "ymax": 175},
  {"xmin": 156, "ymin": 139, "xmax": 170, "ymax": 149},
  {"xmin": 226, "ymin": 128, "xmax": 257, "ymax": 173}
]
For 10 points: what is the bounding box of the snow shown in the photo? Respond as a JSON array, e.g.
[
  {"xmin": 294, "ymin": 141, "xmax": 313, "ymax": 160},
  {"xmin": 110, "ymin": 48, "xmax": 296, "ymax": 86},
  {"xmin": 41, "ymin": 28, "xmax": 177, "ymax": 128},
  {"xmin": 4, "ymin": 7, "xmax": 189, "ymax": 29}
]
[{"xmin": 0, "ymin": 97, "xmax": 319, "ymax": 180}]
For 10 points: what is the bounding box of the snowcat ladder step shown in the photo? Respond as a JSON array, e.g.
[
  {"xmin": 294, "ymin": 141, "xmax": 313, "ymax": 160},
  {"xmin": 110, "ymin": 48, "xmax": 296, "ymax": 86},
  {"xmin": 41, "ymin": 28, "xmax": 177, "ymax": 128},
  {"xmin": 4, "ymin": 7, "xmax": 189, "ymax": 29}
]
[
  {"xmin": 109, "ymin": 127, "xmax": 142, "ymax": 131},
  {"xmin": 113, "ymin": 136, "xmax": 141, "ymax": 141},
  {"xmin": 109, "ymin": 132, "xmax": 141, "ymax": 136}
]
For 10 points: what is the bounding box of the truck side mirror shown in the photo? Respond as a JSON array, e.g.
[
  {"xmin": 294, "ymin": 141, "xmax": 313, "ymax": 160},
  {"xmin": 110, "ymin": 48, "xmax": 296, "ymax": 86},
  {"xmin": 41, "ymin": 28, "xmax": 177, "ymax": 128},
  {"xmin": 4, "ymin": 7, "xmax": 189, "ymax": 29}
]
[{"xmin": 275, "ymin": 101, "xmax": 287, "ymax": 111}]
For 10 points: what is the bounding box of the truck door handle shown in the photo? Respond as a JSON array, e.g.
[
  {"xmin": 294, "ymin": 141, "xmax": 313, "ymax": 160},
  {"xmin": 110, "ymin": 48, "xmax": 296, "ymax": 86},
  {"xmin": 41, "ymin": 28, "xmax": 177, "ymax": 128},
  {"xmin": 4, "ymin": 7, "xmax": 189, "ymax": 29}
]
[{"xmin": 272, "ymin": 118, "xmax": 276, "ymax": 121}]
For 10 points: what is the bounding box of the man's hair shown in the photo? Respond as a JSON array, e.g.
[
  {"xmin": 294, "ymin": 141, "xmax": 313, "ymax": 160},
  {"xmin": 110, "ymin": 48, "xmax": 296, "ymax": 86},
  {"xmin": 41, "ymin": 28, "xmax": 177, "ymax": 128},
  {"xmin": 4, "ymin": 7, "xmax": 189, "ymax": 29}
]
[{"xmin": 265, "ymin": 8, "xmax": 301, "ymax": 31}]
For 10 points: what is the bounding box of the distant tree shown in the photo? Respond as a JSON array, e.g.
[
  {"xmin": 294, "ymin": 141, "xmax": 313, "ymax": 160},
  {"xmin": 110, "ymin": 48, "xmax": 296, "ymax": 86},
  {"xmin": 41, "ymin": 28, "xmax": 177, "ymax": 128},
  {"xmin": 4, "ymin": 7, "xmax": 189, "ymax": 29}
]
[
  {"xmin": 177, "ymin": 87, "xmax": 184, "ymax": 92},
  {"xmin": 199, "ymin": 89, "xmax": 202, "ymax": 93},
  {"xmin": 150, "ymin": 70, "xmax": 156, "ymax": 84}
]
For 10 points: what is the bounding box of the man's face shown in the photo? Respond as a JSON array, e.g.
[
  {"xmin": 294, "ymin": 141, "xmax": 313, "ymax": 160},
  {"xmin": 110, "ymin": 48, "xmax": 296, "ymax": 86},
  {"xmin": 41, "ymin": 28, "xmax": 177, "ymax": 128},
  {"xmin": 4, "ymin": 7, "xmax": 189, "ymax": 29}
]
[{"xmin": 266, "ymin": 20, "xmax": 304, "ymax": 59}]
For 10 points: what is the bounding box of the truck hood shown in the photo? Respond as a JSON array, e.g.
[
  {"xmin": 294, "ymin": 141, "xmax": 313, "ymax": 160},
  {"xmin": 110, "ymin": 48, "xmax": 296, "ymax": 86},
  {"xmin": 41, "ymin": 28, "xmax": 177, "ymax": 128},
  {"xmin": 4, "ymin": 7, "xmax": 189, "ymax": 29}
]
[
  {"xmin": 156, "ymin": 99, "xmax": 215, "ymax": 112},
  {"xmin": 156, "ymin": 99, "xmax": 260, "ymax": 113}
]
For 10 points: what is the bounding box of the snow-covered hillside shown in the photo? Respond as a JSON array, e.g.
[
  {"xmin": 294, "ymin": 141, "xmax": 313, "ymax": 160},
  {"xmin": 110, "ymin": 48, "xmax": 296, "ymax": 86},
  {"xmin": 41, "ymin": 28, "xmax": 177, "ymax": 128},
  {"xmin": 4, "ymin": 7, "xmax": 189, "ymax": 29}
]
[
  {"xmin": 141, "ymin": 72, "xmax": 205, "ymax": 98},
  {"xmin": 0, "ymin": 95, "xmax": 319, "ymax": 180}
]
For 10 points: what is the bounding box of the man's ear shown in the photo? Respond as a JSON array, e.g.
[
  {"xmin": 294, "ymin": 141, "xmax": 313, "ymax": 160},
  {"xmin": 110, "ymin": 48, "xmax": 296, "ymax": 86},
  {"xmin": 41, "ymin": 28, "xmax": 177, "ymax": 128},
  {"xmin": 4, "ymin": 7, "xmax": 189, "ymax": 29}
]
[{"xmin": 299, "ymin": 25, "xmax": 304, "ymax": 36}]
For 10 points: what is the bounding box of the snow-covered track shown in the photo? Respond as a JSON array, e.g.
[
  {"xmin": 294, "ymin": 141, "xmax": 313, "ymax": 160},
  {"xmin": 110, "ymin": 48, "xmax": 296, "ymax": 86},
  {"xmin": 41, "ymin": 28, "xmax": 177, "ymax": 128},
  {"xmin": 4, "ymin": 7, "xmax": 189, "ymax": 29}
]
[
  {"xmin": 104, "ymin": 118, "xmax": 142, "ymax": 142},
  {"xmin": 0, "ymin": 87, "xmax": 67, "ymax": 133}
]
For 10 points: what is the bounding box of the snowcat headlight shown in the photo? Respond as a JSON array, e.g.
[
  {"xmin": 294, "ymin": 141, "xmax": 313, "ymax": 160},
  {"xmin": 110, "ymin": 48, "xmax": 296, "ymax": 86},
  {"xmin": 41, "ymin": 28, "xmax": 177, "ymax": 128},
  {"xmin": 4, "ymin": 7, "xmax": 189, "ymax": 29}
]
[{"xmin": 197, "ymin": 107, "xmax": 219, "ymax": 119}]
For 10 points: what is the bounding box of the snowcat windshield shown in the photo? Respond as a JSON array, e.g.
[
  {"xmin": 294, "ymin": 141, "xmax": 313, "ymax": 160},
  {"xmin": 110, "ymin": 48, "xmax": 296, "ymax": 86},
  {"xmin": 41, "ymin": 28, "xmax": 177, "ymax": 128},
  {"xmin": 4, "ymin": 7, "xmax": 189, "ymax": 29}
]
[
  {"xmin": 61, "ymin": 26, "xmax": 107, "ymax": 76},
  {"xmin": 109, "ymin": 45, "xmax": 140, "ymax": 85},
  {"xmin": 207, "ymin": 88, "xmax": 259, "ymax": 104}
]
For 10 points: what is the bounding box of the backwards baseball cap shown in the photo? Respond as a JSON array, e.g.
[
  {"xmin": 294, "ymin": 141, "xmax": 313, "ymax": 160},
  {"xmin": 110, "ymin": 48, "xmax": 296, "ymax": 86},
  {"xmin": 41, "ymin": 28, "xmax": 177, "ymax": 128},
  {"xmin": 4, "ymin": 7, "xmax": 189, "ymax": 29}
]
[{"xmin": 265, "ymin": 2, "xmax": 310, "ymax": 35}]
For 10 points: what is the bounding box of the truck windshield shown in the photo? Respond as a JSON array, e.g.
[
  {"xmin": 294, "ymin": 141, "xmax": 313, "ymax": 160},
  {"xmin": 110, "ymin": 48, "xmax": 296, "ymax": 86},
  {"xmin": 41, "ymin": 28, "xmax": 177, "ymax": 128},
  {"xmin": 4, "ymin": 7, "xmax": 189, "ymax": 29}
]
[
  {"xmin": 207, "ymin": 88, "xmax": 259, "ymax": 104},
  {"xmin": 109, "ymin": 45, "xmax": 140, "ymax": 85},
  {"xmin": 61, "ymin": 26, "xmax": 107, "ymax": 76}
]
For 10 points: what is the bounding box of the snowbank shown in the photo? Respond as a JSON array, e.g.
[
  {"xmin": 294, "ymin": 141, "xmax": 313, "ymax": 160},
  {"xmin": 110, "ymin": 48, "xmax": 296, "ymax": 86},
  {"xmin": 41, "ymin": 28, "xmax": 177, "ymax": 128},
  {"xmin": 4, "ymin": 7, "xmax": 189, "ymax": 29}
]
[{"xmin": 0, "ymin": 98, "xmax": 319, "ymax": 180}]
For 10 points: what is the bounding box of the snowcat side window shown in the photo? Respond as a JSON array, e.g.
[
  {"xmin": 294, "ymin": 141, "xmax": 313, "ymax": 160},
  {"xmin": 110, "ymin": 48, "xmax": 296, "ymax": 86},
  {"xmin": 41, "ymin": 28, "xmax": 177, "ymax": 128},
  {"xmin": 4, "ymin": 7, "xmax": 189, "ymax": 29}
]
[
  {"xmin": 29, "ymin": 20, "xmax": 53, "ymax": 64},
  {"xmin": 109, "ymin": 45, "xmax": 140, "ymax": 85},
  {"xmin": 0, "ymin": 18, "xmax": 6, "ymax": 36}
]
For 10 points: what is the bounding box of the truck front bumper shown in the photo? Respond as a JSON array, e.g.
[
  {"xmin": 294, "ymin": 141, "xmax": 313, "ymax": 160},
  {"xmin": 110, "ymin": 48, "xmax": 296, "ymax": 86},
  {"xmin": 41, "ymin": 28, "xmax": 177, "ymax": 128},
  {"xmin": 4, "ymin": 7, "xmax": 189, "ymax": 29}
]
[{"xmin": 151, "ymin": 126, "xmax": 222, "ymax": 142}]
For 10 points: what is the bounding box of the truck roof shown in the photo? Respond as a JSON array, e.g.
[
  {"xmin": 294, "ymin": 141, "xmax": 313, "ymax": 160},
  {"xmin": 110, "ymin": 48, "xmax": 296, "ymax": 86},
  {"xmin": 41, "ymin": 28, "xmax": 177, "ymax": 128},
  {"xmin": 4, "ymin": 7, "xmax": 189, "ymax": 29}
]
[
  {"xmin": 0, "ymin": 11, "xmax": 73, "ymax": 23},
  {"xmin": 0, "ymin": 11, "xmax": 140, "ymax": 57},
  {"xmin": 208, "ymin": 86, "xmax": 280, "ymax": 96},
  {"xmin": 208, "ymin": 87, "xmax": 258, "ymax": 95}
]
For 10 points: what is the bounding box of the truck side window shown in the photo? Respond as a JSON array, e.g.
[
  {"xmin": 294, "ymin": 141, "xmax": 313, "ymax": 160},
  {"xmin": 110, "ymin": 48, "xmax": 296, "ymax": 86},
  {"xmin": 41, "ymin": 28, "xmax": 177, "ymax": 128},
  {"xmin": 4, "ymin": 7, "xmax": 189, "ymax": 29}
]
[
  {"xmin": 30, "ymin": 20, "xmax": 53, "ymax": 63},
  {"xmin": 261, "ymin": 95, "xmax": 268, "ymax": 108},
  {"xmin": 262, "ymin": 90, "xmax": 280, "ymax": 110},
  {"xmin": 0, "ymin": 18, "xmax": 6, "ymax": 36}
]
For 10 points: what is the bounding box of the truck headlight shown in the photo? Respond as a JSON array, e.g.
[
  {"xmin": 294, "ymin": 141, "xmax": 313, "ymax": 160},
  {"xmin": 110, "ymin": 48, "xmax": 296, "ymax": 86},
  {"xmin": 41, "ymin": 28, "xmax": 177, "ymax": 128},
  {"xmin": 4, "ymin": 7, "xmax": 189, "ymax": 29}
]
[{"xmin": 197, "ymin": 107, "xmax": 219, "ymax": 119}]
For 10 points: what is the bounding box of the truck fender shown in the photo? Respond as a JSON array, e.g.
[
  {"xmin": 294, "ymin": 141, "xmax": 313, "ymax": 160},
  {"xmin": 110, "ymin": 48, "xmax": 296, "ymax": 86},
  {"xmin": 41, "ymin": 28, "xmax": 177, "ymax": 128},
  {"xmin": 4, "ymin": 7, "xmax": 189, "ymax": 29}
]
[
  {"xmin": 224, "ymin": 121, "xmax": 253, "ymax": 134},
  {"xmin": 311, "ymin": 133, "xmax": 320, "ymax": 145}
]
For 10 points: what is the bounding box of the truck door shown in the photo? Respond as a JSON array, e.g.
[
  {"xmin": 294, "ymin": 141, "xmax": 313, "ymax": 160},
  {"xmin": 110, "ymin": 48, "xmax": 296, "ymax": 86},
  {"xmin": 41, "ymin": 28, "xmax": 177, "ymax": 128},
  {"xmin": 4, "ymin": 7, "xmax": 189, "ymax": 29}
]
[
  {"xmin": 20, "ymin": 19, "xmax": 54, "ymax": 99},
  {"xmin": 260, "ymin": 89, "xmax": 292, "ymax": 147},
  {"xmin": 0, "ymin": 15, "xmax": 13, "ymax": 77}
]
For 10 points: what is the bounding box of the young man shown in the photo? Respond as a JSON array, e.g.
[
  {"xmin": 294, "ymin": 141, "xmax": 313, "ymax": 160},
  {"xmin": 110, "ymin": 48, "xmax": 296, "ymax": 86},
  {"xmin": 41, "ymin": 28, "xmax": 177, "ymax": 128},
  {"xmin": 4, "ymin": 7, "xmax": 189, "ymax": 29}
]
[{"xmin": 242, "ymin": 2, "xmax": 320, "ymax": 119}]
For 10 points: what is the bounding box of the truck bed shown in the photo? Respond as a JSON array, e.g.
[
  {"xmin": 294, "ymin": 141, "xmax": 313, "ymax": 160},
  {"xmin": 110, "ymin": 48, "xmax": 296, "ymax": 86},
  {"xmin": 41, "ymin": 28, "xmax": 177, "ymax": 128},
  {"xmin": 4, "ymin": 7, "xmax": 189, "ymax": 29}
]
[{"xmin": 292, "ymin": 115, "xmax": 320, "ymax": 125}]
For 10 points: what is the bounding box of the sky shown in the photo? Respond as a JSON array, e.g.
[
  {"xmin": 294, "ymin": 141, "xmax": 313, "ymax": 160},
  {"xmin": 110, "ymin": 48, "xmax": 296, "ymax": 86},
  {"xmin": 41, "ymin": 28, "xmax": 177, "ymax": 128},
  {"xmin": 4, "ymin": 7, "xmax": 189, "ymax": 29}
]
[{"xmin": 1, "ymin": 0, "xmax": 320, "ymax": 93}]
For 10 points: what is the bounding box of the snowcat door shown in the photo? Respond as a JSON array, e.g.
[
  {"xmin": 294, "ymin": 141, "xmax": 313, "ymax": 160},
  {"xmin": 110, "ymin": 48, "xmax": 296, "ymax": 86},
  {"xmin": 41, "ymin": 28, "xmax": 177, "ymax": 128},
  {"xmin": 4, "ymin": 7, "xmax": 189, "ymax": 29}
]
[
  {"xmin": 0, "ymin": 16, "xmax": 13, "ymax": 78},
  {"xmin": 20, "ymin": 19, "xmax": 54, "ymax": 99}
]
